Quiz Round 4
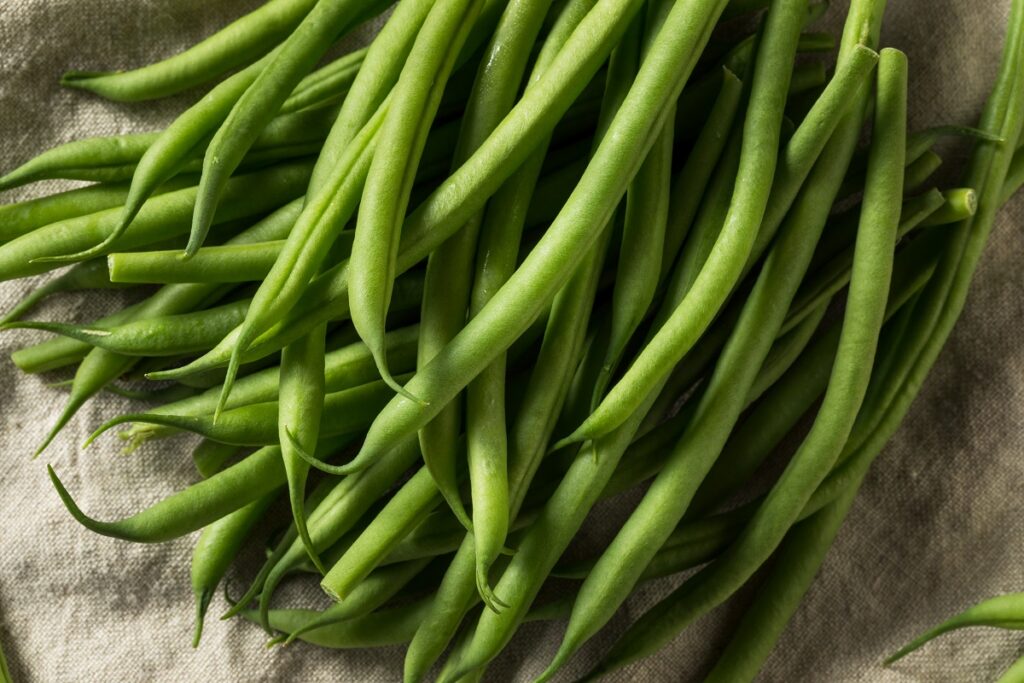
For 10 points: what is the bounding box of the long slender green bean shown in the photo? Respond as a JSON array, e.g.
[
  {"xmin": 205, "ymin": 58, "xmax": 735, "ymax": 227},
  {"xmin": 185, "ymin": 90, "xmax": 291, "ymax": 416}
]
[{"xmin": 61, "ymin": 0, "xmax": 320, "ymax": 101}]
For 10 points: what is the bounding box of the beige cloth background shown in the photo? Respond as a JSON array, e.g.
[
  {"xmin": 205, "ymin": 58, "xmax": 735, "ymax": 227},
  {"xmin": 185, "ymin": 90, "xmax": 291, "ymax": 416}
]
[{"xmin": 0, "ymin": 0, "xmax": 1022, "ymax": 681}]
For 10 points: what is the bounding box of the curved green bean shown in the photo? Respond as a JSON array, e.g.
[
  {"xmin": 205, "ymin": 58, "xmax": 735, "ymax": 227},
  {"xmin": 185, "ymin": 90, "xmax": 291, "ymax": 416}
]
[
  {"xmin": 87, "ymin": 377, "xmax": 404, "ymax": 448},
  {"xmin": 61, "ymin": 0, "xmax": 320, "ymax": 101}
]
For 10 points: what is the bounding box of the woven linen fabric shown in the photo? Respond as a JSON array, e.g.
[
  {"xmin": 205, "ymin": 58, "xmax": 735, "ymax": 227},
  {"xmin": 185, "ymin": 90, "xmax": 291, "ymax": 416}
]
[{"xmin": 0, "ymin": 0, "xmax": 1022, "ymax": 681}]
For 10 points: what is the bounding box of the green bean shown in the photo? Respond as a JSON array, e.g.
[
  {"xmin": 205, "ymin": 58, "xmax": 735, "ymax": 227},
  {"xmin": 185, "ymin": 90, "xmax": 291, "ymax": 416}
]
[
  {"xmin": 0, "ymin": 161, "xmax": 311, "ymax": 278},
  {"xmin": 192, "ymin": 440, "xmax": 241, "ymax": 479},
  {"xmin": 6, "ymin": 298, "xmax": 251, "ymax": 357},
  {"xmin": 228, "ymin": 438, "xmax": 421, "ymax": 629},
  {"xmin": 0, "ymin": 184, "xmax": 129, "ymax": 242},
  {"xmin": 274, "ymin": 557, "xmax": 433, "ymax": 645},
  {"xmin": 704, "ymin": 486, "xmax": 858, "ymax": 683},
  {"xmin": 788, "ymin": 60, "xmax": 827, "ymax": 96},
  {"xmin": 191, "ymin": 494, "xmax": 275, "ymax": 647},
  {"xmin": 418, "ymin": 0, "xmax": 556, "ymax": 607},
  {"xmin": 88, "ymin": 377, "xmax": 405, "ymax": 448},
  {"xmin": 584, "ymin": 44, "xmax": 902, "ymax": 679},
  {"xmin": 920, "ymin": 187, "xmax": 979, "ymax": 227},
  {"xmin": 279, "ymin": 323, "xmax": 328, "ymax": 573},
  {"xmin": 279, "ymin": 48, "xmax": 366, "ymax": 115},
  {"xmin": 0, "ymin": 259, "xmax": 128, "ymax": 324},
  {"xmin": 596, "ymin": 102, "xmax": 674, "ymax": 405},
  {"xmin": 189, "ymin": 0, "xmax": 370, "ymax": 256},
  {"xmin": 62, "ymin": 0, "xmax": 321, "ymax": 101},
  {"xmin": 886, "ymin": 593, "xmax": 1024, "ymax": 665},
  {"xmin": 350, "ymin": 0, "xmax": 485, "ymax": 400},
  {"xmin": 8, "ymin": 301, "xmax": 142, "ymax": 374},
  {"xmin": 49, "ymin": 445, "xmax": 287, "ymax": 542},
  {"xmin": 109, "ymin": 241, "xmax": 282, "ymax": 284},
  {"xmin": 659, "ymin": 68, "xmax": 744, "ymax": 281},
  {"xmin": 560, "ymin": 35, "xmax": 880, "ymax": 448},
  {"xmin": 902, "ymin": 149, "xmax": 942, "ymax": 192},
  {"xmin": 321, "ymin": 466, "xmax": 447, "ymax": 601},
  {"xmin": 251, "ymin": 598, "xmax": 433, "ymax": 649}
]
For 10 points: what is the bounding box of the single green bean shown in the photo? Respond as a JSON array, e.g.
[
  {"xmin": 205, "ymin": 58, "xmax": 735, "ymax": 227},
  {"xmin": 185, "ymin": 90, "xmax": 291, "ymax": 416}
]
[
  {"xmin": 49, "ymin": 445, "xmax": 287, "ymax": 542},
  {"xmin": 0, "ymin": 183, "xmax": 130, "ymax": 242},
  {"xmin": 886, "ymin": 593, "xmax": 1024, "ymax": 665},
  {"xmin": 61, "ymin": 0, "xmax": 320, "ymax": 101},
  {"xmin": 279, "ymin": 323, "xmax": 328, "ymax": 573},
  {"xmin": 252, "ymin": 598, "xmax": 433, "ymax": 649},
  {"xmin": 6, "ymin": 298, "xmax": 251, "ymax": 357},
  {"xmin": 88, "ymin": 377, "xmax": 405, "ymax": 448}
]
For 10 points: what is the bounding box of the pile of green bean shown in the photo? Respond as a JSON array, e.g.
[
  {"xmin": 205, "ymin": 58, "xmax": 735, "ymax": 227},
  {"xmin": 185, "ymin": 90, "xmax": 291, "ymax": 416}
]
[{"xmin": 2, "ymin": 0, "xmax": 1022, "ymax": 679}]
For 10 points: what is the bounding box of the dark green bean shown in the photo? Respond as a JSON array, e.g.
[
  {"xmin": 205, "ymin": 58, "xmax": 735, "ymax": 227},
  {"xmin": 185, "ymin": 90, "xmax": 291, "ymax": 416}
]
[{"xmin": 251, "ymin": 598, "xmax": 433, "ymax": 649}]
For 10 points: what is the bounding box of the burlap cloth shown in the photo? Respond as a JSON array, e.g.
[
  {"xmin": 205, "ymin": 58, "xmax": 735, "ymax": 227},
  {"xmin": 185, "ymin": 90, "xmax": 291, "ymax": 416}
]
[{"xmin": 0, "ymin": 1, "xmax": 1021, "ymax": 681}]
